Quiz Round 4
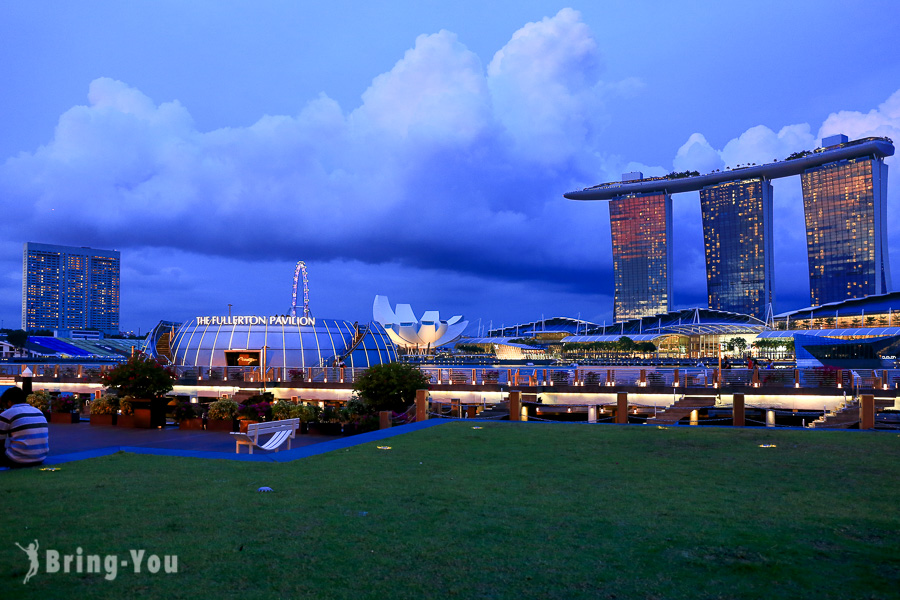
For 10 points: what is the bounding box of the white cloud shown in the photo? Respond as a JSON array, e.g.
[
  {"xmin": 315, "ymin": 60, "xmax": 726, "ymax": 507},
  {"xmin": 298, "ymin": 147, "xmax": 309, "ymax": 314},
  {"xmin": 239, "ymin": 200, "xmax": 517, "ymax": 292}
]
[
  {"xmin": 673, "ymin": 133, "xmax": 723, "ymax": 173},
  {"xmin": 487, "ymin": 8, "xmax": 606, "ymax": 164}
]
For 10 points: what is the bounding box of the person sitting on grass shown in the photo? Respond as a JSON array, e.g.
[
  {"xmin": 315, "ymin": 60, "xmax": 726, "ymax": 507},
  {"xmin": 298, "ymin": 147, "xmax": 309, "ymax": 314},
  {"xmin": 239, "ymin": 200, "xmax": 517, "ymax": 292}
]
[{"xmin": 0, "ymin": 387, "xmax": 49, "ymax": 468}]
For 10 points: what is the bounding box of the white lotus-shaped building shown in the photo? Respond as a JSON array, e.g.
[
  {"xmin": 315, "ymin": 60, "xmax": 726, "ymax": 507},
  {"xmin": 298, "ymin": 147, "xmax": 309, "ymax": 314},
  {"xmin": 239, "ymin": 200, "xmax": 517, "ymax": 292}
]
[{"xmin": 373, "ymin": 296, "xmax": 468, "ymax": 350}]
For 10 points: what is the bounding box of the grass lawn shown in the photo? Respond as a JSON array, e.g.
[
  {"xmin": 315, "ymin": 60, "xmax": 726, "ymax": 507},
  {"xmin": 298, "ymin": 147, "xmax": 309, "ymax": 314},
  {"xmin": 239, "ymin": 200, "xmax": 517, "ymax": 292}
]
[{"xmin": 1, "ymin": 422, "xmax": 899, "ymax": 599}]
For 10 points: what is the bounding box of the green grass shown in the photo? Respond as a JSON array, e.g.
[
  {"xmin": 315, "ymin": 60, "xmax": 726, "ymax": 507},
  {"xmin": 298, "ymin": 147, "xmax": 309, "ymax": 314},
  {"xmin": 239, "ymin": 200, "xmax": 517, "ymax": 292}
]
[{"xmin": 2, "ymin": 423, "xmax": 899, "ymax": 599}]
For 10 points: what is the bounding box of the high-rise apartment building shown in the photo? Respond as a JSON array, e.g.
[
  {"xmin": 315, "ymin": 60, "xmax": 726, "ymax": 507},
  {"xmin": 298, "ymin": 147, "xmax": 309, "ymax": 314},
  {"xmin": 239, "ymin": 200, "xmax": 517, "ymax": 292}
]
[
  {"xmin": 609, "ymin": 191, "xmax": 673, "ymax": 321},
  {"xmin": 22, "ymin": 242, "xmax": 120, "ymax": 335},
  {"xmin": 801, "ymin": 135, "xmax": 891, "ymax": 306},
  {"xmin": 700, "ymin": 178, "xmax": 774, "ymax": 319}
]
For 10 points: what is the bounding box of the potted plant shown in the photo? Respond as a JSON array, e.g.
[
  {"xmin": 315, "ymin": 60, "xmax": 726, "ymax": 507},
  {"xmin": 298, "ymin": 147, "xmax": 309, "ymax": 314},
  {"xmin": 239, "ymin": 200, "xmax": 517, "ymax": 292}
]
[
  {"xmin": 271, "ymin": 399, "xmax": 295, "ymax": 421},
  {"xmin": 206, "ymin": 398, "xmax": 239, "ymax": 432},
  {"xmin": 316, "ymin": 405, "xmax": 341, "ymax": 436},
  {"xmin": 339, "ymin": 397, "xmax": 368, "ymax": 436},
  {"xmin": 116, "ymin": 396, "xmax": 136, "ymax": 427},
  {"xmin": 291, "ymin": 403, "xmax": 319, "ymax": 434},
  {"xmin": 49, "ymin": 395, "xmax": 80, "ymax": 424},
  {"xmin": 102, "ymin": 352, "xmax": 174, "ymax": 428},
  {"xmin": 174, "ymin": 401, "xmax": 204, "ymax": 430},
  {"xmin": 236, "ymin": 395, "xmax": 272, "ymax": 432},
  {"xmin": 27, "ymin": 390, "xmax": 52, "ymax": 417},
  {"xmin": 89, "ymin": 395, "xmax": 118, "ymax": 426}
]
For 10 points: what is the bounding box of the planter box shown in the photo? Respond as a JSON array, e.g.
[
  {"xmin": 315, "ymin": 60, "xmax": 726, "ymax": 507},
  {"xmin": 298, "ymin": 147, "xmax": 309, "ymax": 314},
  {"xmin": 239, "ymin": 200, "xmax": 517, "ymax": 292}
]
[
  {"xmin": 238, "ymin": 419, "xmax": 259, "ymax": 433},
  {"xmin": 117, "ymin": 414, "xmax": 136, "ymax": 428},
  {"xmin": 311, "ymin": 422, "xmax": 341, "ymax": 436},
  {"xmin": 206, "ymin": 418, "xmax": 236, "ymax": 432},
  {"xmin": 178, "ymin": 418, "xmax": 204, "ymax": 430},
  {"xmin": 90, "ymin": 414, "xmax": 116, "ymax": 426},
  {"xmin": 129, "ymin": 398, "xmax": 170, "ymax": 428},
  {"xmin": 50, "ymin": 412, "xmax": 80, "ymax": 424}
]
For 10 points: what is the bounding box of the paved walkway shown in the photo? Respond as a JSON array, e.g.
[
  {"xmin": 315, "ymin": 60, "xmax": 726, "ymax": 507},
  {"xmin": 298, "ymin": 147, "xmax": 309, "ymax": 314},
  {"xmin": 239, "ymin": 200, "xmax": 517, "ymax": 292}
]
[
  {"xmin": 3, "ymin": 418, "xmax": 448, "ymax": 466},
  {"xmin": 46, "ymin": 420, "xmax": 329, "ymax": 456}
]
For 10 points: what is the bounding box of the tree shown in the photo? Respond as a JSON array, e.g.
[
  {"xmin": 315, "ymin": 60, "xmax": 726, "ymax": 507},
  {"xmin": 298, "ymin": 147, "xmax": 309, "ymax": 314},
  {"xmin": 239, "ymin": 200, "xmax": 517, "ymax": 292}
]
[
  {"xmin": 7, "ymin": 329, "xmax": 28, "ymax": 349},
  {"xmin": 102, "ymin": 352, "xmax": 174, "ymax": 399},
  {"xmin": 617, "ymin": 336, "xmax": 635, "ymax": 355},
  {"xmin": 728, "ymin": 337, "xmax": 747, "ymax": 354},
  {"xmin": 352, "ymin": 362, "xmax": 430, "ymax": 413}
]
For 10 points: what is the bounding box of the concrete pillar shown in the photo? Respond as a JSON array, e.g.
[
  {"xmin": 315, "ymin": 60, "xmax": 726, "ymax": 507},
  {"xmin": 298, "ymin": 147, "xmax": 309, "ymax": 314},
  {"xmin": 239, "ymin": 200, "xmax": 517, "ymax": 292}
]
[
  {"xmin": 379, "ymin": 411, "xmax": 392, "ymax": 429},
  {"xmin": 415, "ymin": 389, "xmax": 429, "ymax": 422},
  {"xmin": 616, "ymin": 392, "xmax": 628, "ymax": 424},
  {"xmin": 588, "ymin": 406, "xmax": 597, "ymax": 423},
  {"xmin": 508, "ymin": 391, "xmax": 521, "ymax": 422},
  {"xmin": 732, "ymin": 393, "xmax": 745, "ymax": 427},
  {"xmin": 690, "ymin": 409, "xmax": 699, "ymax": 426},
  {"xmin": 859, "ymin": 394, "xmax": 875, "ymax": 430},
  {"xmin": 766, "ymin": 410, "xmax": 776, "ymax": 427}
]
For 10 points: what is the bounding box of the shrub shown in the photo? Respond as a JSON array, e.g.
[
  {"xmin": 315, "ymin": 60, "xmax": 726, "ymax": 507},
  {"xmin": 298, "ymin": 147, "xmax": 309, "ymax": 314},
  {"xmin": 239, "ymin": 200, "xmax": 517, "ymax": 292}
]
[
  {"xmin": 102, "ymin": 352, "xmax": 174, "ymax": 399},
  {"xmin": 51, "ymin": 395, "xmax": 79, "ymax": 413},
  {"xmin": 119, "ymin": 396, "xmax": 135, "ymax": 416},
  {"xmin": 352, "ymin": 362, "xmax": 430, "ymax": 413},
  {"xmin": 173, "ymin": 401, "xmax": 201, "ymax": 422},
  {"xmin": 291, "ymin": 403, "xmax": 319, "ymax": 422},
  {"xmin": 89, "ymin": 396, "xmax": 118, "ymax": 416},
  {"xmin": 27, "ymin": 390, "xmax": 52, "ymax": 412},
  {"xmin": 271, "ymin": 400, "xmax": 295, "ymax": 421},
  {"xmin": 208, "ymin": 399, "xmax": 239, "ymax": 420}
]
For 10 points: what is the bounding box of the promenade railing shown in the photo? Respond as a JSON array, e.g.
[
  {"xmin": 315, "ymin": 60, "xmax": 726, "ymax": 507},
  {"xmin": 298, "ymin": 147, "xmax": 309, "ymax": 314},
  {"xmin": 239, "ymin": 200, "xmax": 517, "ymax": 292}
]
[{"xmin": 5, "ymin": 363, "xmax": 898, "ymax": 393}]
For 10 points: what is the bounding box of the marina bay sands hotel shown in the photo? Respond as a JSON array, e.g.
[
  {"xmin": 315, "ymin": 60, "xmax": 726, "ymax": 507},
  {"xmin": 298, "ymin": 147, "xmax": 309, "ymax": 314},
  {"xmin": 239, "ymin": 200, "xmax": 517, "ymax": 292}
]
[{"xmin": 565, "ymin": 134, "xmax": 894, "ymax": 322}]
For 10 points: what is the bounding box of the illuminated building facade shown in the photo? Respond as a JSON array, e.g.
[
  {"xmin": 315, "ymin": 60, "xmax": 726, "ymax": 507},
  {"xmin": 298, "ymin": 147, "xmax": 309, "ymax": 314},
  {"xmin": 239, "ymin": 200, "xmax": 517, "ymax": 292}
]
[
  {"xmin": 609, "ymin": 192, "xmax": 673, "ymax": 320},
  {"xmin": 801, "ymin": 136, "xmax": 891, "ymax": 306},
  {"xmin": 566, "ymin": 135, "xmax": 893, "ymax": 322},
  {"xmin": 700, "ymin": 178, "xmax": 774, "ymax": 319},
  {"xmin": 22, "ymin": 242, "xmax": 120, "ymax": 335}
]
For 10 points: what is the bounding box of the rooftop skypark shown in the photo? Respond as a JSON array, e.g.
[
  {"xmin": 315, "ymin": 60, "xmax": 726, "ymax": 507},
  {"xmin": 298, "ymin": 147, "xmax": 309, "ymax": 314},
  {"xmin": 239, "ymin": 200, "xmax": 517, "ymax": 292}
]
[
  {"xmin": 566, "ymin": 135, "xmax": 895, "ymax": 320},
  {"xmin": 564, "ymin": 136, "xmax": 894, "ymax": 200}
]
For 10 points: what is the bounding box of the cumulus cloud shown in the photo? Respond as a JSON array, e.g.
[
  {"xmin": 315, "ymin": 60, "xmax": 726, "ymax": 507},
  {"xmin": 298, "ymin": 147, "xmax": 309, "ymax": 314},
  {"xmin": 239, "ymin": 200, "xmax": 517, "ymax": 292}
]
[
  {"xmin": 0, "ymin": 9, "xmax": 624, "ymax": 297},
  {"xmin": 487, "ymin": 8, "xmax": 606, "ymax": 164},
  {"xmin": 673, "ymin": 133, "xmax": 723, "ymax": 173}
]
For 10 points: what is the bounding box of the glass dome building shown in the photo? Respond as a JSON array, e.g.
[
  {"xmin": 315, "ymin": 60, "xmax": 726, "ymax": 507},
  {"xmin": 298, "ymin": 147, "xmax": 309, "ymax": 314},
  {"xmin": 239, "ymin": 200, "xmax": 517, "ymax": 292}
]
[{"xmin": 146, "ymin": 316, "xmax": 397, "ymax": 369}]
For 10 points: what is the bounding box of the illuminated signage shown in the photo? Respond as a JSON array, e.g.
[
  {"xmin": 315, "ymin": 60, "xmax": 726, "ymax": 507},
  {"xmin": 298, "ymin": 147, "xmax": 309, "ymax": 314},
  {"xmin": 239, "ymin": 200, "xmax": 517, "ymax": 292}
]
[{"xmin": 196, "ymin": 315, "xmax": 316, "ymax": 327}]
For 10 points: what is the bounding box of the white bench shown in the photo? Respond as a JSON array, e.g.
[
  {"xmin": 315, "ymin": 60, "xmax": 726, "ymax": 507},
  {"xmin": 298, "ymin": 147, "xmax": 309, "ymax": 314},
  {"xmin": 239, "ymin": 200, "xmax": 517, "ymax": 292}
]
[{"xmin": 230, "ymin": 419, "xmax": 300, "ymax": 454}]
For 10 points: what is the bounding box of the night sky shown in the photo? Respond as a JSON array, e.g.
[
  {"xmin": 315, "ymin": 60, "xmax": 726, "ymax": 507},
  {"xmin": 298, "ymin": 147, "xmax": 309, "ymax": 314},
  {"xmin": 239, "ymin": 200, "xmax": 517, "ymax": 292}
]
[{"xmin": 2, "ymin": 1, "xmax": 899, "ymax": 334}]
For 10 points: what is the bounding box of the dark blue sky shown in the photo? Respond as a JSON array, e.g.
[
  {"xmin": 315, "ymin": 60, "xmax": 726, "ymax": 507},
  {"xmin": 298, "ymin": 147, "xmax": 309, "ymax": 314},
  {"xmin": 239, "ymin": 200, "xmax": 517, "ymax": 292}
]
[{"xmin": 1, "ymin": 1, "xmax": 899, "ymax": 334}]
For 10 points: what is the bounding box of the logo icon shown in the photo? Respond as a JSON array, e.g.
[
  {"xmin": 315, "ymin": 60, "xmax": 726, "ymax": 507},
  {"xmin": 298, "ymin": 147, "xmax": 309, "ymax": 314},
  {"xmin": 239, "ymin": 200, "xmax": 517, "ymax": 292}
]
[{"xmin": 15, "ymin": 539, "xmax": 40, "ymax": 584}]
